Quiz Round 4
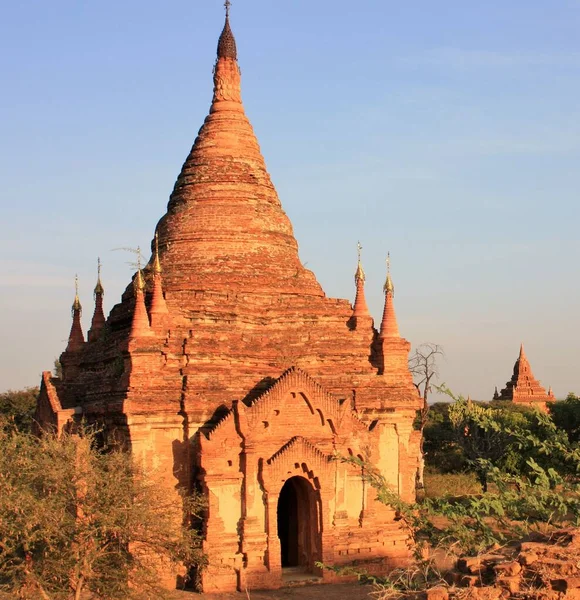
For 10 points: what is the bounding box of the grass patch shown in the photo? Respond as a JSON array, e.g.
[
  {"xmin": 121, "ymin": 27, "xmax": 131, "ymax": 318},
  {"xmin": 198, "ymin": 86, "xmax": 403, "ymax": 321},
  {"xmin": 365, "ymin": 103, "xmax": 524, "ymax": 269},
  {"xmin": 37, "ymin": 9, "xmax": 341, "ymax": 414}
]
[{"xmin": 423, "ymin": 470, "xmax": 481, "ymax": 498}]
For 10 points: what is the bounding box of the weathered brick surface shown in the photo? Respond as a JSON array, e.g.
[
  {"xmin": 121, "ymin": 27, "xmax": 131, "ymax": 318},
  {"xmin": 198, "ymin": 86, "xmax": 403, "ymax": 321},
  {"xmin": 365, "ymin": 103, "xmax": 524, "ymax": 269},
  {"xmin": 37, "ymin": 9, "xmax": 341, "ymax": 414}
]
[{"xmin": 35, "ymin": 12, "xmax": 422, "ymax": 593}]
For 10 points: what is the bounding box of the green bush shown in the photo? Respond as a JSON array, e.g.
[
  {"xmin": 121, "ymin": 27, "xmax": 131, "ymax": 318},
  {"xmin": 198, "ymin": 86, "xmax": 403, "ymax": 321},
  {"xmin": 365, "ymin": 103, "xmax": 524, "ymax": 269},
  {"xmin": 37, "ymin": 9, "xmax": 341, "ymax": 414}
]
[{"xmin": 0, "ymin": 422, "xmax": 205, "ymax": 600}]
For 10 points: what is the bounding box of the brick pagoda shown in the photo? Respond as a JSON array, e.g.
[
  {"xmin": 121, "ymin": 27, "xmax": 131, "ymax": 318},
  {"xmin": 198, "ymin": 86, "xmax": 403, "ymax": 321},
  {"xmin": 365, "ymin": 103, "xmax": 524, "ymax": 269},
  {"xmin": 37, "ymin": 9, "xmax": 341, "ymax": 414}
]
[
  {"xmin": 493, "ymin": 344, "xmax": 554, "ymax": 411},
  {"xmin": 36, "ymin": 6, "xmax": 422, "ymax": 593}
]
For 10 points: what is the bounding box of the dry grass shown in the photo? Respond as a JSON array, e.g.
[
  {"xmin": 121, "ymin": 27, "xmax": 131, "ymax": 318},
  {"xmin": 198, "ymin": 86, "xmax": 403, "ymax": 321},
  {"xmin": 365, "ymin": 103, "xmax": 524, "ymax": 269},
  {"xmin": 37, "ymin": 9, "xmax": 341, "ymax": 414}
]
[{"xmin": 423, "ymin": 471, "xmax": 482, "ymax": 499}]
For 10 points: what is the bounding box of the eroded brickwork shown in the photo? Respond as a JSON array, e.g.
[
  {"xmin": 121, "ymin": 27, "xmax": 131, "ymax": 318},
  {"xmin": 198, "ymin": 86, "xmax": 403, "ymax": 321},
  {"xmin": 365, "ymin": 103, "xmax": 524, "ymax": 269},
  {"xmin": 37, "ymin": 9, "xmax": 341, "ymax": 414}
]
[{"xmin": 36, "ymin": 11, "xmax": 422, "ymax": 592}]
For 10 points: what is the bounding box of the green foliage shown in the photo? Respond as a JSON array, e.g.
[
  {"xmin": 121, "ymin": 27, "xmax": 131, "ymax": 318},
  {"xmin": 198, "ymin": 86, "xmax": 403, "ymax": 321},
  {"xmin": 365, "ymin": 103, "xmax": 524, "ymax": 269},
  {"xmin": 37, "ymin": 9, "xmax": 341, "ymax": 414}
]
[
  {"xmin": 549, "ymin": 393, "xmax": 580, "ymax": 444},
  {"xmin": 0, "ymin": 422, "xmax": 206, "ymax": 600},
  {"xmin": 423, "ymin": 402, "xmax": 468, "ymax": 473},
  {"xmin": 0, "ymin": 387, "xmax": 38, "ymax": 432},
  {"xmin": 447, "ymin": 391, "xmax": 576, "ymax": 491},
  {"xmin": 346, "ymin": 392, "xmax": 580, "ymax": 564},
  {"xmin": 425, "ymin": 392, "xmax": 580, "ymax": 487}
]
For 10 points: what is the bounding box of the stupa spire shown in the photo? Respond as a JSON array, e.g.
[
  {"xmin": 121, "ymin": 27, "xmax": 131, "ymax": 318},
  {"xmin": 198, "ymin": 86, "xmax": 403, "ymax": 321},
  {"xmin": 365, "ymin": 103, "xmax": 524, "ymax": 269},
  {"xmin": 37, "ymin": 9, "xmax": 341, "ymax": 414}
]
[
  {"xmin": 352, "ymin": 242, "xmax": 370, "ymax": 318},
  {"xmin": 154, "ymin": 7, "xmax": 323, "ymax": 298},
  {"xmin": 149, "ymin": 232, "xmax": 169, "ymax": 326},
  {"xmin": 88, "ymin": 258, "xmax": 106, "ymax": 342},
  {"xmin": 379, "ymin": 253, "xmax": 400, "ymax": 338},
  {"xmin": 66, "ymin": 275, "xmax": 85, "ymax": 351},
  {"xmin": 129, "ymin": 249, "xmax": 153, "ymax": 339},
  {"xmin": 212, "ymin": 3, "xmax": 241, "ymax": 106}
]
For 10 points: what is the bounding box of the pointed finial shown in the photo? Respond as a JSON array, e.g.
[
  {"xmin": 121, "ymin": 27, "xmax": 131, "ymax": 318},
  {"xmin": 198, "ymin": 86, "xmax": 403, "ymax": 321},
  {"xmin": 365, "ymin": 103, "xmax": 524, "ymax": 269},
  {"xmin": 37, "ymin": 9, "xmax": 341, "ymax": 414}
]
[
  {"xmin": 354, "ymin": 241, "xmax": 365, "ymax": 283},
  {"xmin": 134, "ymin": 247, "xmax": 145, "ymax": 292},
  {"xmin": 383, "ymin": 252, "xmax": 395, "ymax": 296},
  {"xmin": 153, "ymin": 232, "xmax": 162, "ymax": 275},
  {"xmin": 72, "ymin": 274, "xmax": 82, "ymax": 314},
  {"xmin": 94, "ymin": 257, "xmax": 104, "ymax": 296},
  {"xmin": 217, "ymin": 0, "xmax": 237, "ymax": 59}
]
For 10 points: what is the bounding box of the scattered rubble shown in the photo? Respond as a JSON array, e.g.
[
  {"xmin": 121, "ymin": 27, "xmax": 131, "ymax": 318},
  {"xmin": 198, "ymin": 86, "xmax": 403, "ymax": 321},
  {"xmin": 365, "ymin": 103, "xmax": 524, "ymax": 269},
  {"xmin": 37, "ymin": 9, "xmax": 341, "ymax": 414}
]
[{"xmin": 428, "ymin": 528, "xmax": 580, "ymax": 599}]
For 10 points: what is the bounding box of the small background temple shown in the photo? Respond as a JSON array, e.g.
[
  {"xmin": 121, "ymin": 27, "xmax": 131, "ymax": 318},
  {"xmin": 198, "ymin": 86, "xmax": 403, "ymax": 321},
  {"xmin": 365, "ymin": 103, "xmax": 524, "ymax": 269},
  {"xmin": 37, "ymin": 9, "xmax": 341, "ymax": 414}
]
[
  {"xmin": 493, "ymin": 344, "xmax": 554, "ymax": 412},
  {"xmin": 35, "ymin": 6, "xmax": 422, "ymax": 593}
]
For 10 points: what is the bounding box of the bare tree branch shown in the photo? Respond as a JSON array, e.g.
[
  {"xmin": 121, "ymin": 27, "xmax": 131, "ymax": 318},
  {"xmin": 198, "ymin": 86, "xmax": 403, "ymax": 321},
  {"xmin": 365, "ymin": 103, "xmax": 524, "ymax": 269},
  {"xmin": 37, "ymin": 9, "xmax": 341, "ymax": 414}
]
[{"xmin": 408, "ymin": 343, "xmax": 445, "ymax": 491}]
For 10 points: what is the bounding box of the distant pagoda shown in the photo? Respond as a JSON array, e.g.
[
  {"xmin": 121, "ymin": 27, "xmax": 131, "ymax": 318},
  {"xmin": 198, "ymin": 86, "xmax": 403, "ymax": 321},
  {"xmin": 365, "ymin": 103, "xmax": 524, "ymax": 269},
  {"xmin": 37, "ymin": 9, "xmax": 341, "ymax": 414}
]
[{"xmin": 494, "ymin": 344, "xmax": 554, "ymax": 411}]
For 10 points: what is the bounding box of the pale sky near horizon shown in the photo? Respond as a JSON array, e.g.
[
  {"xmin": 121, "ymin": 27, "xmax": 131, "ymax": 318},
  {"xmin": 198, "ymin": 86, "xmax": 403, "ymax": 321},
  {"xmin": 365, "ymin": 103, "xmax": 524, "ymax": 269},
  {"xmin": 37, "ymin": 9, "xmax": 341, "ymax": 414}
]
[{"xmin": 0, "ymin": 1, "xmax": 578, "ymax": 400}]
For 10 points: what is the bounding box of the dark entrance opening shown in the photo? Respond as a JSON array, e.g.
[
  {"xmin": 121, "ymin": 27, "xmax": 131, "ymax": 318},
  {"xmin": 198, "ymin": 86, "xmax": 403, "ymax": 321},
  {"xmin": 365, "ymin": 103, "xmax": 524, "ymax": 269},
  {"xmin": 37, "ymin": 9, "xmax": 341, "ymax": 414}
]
[{"xmin": 277, "ymin": 476, "xmax": 320, "ymax": 572}]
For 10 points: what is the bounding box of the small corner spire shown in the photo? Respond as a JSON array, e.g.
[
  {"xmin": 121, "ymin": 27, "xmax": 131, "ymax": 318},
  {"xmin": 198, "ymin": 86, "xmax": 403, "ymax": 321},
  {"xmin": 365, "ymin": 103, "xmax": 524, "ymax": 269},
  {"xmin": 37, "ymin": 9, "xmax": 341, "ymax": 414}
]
[
  {"xmin": 153, "ymin": 232, "xmax": 162, "ymax": 275},
  {"xmin": 67, "ymin": 275, "xmax": 85, "ymax": 351},
  {"xmin": 129, "ymin": 246, "xmax": 153, "ymax": 339},
  {"xmin": 150, "ymin": 232, "xmax": 169, "ymax": 325},
  {"xmin": 351, "ymin": 241, "xmax": 370, "ymax": 320},
  {"xmin": 379, "ymin": 253, "xmax": 400, "ymax": 339},
  {"xmin": 89, "ymin": 258, "xmax": 106, "ymax": 342}
]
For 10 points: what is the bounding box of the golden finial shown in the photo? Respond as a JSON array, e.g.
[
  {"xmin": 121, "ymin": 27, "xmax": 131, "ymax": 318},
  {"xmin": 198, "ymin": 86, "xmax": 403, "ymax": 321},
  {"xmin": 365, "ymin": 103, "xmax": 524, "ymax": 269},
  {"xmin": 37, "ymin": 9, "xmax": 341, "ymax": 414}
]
[
  {"xmin": 94, "ymin": 257, "xmax": 104, "ymax": 296},
  {"xmin": 354, "ymin": 241, "xmax": 365, "ymax": 283},
  {"xmin": 72, "ymin": 274, "xmax": 82, "ymax": 314},
  {"xmin": 134, "ymin": 246, "xmax": 145, "ymax": 292},
  {"xmin": 153, "ymin": 232, "xmax": 162, "ymax": 275},
  {"xmin": 383, "ymin": 252, "xmax": 395, "ymax": 296}
]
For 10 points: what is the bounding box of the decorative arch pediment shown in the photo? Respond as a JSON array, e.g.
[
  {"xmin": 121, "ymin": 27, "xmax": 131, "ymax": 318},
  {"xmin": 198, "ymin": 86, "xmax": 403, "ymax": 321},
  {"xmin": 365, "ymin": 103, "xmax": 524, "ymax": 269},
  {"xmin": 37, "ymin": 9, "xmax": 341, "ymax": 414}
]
[
  {"xmin": 35, "ymin": 372, "xmax": 74, "ymax": 435},
  {"xmin": 262, "ymin": 436, "xmax": 333, "ymax": 491},
  {"xmin": 243, "ymin": 366, "xmax": 368, "ymax": 438}
]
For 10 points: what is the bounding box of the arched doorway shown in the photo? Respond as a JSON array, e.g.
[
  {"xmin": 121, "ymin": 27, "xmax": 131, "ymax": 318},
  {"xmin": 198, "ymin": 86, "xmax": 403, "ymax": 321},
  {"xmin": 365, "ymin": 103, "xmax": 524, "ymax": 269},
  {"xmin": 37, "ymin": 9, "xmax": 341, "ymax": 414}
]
[{"xmin": 277, "ymin": 476, "xmax": 321, "ymax": 572}]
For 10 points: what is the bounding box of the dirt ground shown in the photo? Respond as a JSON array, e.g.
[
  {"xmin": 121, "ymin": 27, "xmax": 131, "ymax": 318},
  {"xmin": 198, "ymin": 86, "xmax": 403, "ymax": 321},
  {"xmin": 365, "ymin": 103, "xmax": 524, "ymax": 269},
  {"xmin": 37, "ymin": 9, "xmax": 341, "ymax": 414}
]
[{"xmin": 168, "ymin": 582, "xmax": 374, "ymax": 600}]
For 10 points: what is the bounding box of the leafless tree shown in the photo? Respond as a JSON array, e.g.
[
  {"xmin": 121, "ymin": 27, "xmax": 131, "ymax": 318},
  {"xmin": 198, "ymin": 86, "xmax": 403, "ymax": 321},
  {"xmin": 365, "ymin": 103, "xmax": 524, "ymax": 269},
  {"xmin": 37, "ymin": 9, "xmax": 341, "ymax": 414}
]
[{"xmin": 408, "ymin": 343, "xmax": 445, "ymax": 490}]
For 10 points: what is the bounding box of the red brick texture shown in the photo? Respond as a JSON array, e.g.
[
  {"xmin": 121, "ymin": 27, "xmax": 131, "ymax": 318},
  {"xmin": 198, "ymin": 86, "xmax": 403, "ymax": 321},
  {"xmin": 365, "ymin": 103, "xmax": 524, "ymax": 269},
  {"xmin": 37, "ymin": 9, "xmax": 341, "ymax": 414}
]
[{"xmin": 35, "ymin": 12, "xmax": 423, "ymax": 592}]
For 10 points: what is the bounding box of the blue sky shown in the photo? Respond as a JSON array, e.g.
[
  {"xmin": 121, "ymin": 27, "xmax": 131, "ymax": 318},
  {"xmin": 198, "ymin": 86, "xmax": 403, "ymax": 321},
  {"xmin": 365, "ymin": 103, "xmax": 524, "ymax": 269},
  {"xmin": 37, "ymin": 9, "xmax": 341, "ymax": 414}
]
[{"xmin": 1, "ymin": 1, "xmax": 579, "ymax": 399}]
